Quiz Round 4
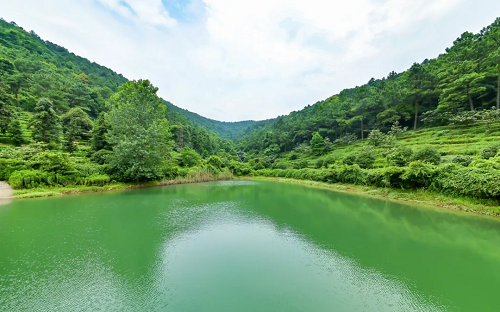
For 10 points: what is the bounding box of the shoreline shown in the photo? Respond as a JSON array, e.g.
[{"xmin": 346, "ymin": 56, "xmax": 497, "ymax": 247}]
[
  {"xmin": 0, "ymin": 181, "xmax": 14, "ymax": 206},
  {"xmin": 6, "ymin": 177, "xmax": 235, "ymax": 200},
  {"xmin": 4, "ymin": 176, "xmax": 500, "ymax": 217},
  {"xmin": 247, "ymin": 177, "xmax": 500, "ymax": 217}
]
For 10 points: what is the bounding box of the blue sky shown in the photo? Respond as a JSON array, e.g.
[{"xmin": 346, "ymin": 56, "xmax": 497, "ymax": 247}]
[{"xmin": 1, "ymin": 0, "xmax": 500, "ymax": 121}]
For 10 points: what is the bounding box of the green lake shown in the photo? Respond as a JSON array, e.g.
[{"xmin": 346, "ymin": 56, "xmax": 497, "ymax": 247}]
[{"xmin": 1, "ymin": 180, "xmax": 500, "ymax": 311}]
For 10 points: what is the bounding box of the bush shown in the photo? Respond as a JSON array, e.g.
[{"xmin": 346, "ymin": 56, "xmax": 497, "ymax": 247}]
[
  {"xmin": 315, "ymin": 159, "xmax": 325, "ymax": 169},
  {"xmin": 480, "ymin": 144, "xmax": 499, "ymax": 160},
  {"xmin": 452, "ymin": 155, "xmax": 472, "ymax": 167},
  {"xmin": 386, "ymin": 146, "xmax": 413, "ymax": 167},
  {"xmin": 0, "ymin": 158, "xmax": 26, "ymax": 180},
  {"xmin": 81, "ymin": 174, "xmax": 111, "ymax": 186},
  {"xmin": 335, "ymin": 133, "xmax": 357, "ymax": 145},
  {"xmin": 9, "ymin": 170, "xmax": 47, "ymax": 189},
  {"xmin": 367, "ymin": 129, "xmax": 386, "ymax": 146},
  {"xmin": 207, "ymin": 155, "xmax": 223, "ymax": 169},
  {"xmin": 355, "ymin": 151, "xmax": 375, "ymax": 169},
  {"xmin": 91, "ymin": 149, "xmax": 113, "ymax": 165},
  {"xmin": 412, "ymin": 146, "xmax": 441, "ymax": 165},
  {"xmin": 400, "ymin": 161, "xmax": 436, "ymax": 188},
  {"xmin": 343, "ymin": 155, "xmax": 356, "ymax": 165}
]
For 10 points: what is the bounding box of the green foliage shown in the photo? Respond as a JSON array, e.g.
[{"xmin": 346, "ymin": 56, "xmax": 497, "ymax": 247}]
[
  {"xmin": 355, "ymin": 150, "xmax": 376, "ymax": 169},
  {"xmin": 107, "ymin": 80, "xmax": 172, "ymax": 181},
  {"xmin": 91, "ymin": 112, "xmax": 111, "ymax": 151},
  {"xmin": 28, "ymin": 99, "xmax": 60, "ymax": 143},
  {"xmin": 7, "ymin": 117, "xmax": 26, "ymax": 145},
  {"xmin": 177, "ymin": 148, "xmax": 201, "ymax": 167},
  {"xmin": 310, "ymin": 132, "xmax": 326, "ymax": 155},
  {"xmin": 33, "ymin": 151, "xmax": 75, "ymax": 174},
  {"xmin": 335, "ymin": 133, "xmax": 357, "ymax": 146},
  {"xmin": 367, "ymin": 129, "xmax": 386, "ymax": 146},
  {"xmin": 386, "ymin": 146, "xmax": 413, "ymax": 167},
  {"xmin": 206, "ymin": 155, "xmax": 223, "ymax": 170},
  {"xmin": 412, "ymin": 146, "xmax": 441, "ymax": 165},
  {"xmin": 90, "ymin": 149, "xmax": 113, "ymax": 165},
  {"xmin": 452, "ymin": 155, "xmax": 473, "ymax": 167},
  {"xmin": 61, "ymin": 107, "xmax": 92, "ymax": 152},
  {"xmin": 343, "ymin": 155, "xmax": 356, "ymax": 165},
  {"xmin": 480, "ymin": 144, "xmax": 499, "ymax": 159},
  {"xmin": 9, "ymin": 170, "xmax": 47, "ymax": 189}
]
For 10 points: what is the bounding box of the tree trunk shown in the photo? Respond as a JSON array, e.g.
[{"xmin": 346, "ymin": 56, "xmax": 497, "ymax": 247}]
[
  {"xmin": 497, "ymin": 63, "xmax": 500, "ymax": 110},
  {"xmin": 414, "ymin": 99, "xmax": 419, "ymax": 131},
  {"xmin": 360, "ymin": 117, "xmax": 364, "ymax": 140},
  {"xmin": 467, "ymin": 85, "xmax": 474, "ymax": 111}
]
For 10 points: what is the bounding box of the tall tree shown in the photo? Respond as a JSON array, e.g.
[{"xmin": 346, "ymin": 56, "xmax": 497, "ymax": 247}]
[
  {"xmin": 0, "ymin": 82, "xmax": 15, "ymax": 133},
  {"xmin": 28, "ymin": 98, "xmax": 60, "ymax": 143},
  {"xmin": 107, "ymin": 80, "xmax": 172, "ymax": 181},
  {"xmin": 91, "ymin": 112, "xmax": 111, "ymax": 151}
]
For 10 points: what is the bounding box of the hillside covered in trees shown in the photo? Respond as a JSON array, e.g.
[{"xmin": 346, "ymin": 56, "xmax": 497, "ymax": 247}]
[{"xmin": 2, "ymin": 16, "xmax": 500, "ymax": 210}]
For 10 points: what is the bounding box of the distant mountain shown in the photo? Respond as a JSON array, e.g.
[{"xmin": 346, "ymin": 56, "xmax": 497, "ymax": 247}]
[{"xmin": 162, "ymin": 101, "xmax": 257, "ymax": 140}]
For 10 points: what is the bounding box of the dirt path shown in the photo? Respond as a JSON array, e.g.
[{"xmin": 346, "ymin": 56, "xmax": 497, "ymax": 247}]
[{"xmin": 0, "ymin": 181, "xmax": 14, "ymax": 205}]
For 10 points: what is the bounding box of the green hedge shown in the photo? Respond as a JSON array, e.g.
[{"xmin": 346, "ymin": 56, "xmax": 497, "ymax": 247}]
[{"xmin": 253, "ymin": 161, "xmax": 500, "ymax": 200}]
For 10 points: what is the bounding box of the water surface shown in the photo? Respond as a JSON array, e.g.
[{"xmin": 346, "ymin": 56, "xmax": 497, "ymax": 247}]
[{"xmin": 1, "ymin": 180, "xmax": 500, "ymax": 311}]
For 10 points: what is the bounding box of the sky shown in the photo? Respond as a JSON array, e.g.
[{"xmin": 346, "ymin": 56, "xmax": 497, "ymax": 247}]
[{"xmin": 1, "ymin": 1, "xmax": 500, "ymax": 121}]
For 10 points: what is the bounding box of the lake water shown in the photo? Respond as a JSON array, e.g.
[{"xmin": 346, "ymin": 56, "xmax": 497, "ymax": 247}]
[{"xmin": 1, "ymin": 180, "xmax": 500, "ymax": 311}]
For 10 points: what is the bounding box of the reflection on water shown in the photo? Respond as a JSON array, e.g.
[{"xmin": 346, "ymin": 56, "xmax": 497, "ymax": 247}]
[{"xmin": 1, "ymin": 180, "xmax": 500, "ymax": 311}]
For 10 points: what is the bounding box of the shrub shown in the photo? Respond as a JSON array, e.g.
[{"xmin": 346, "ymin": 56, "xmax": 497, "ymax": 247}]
[
  {"xmin": 355, "ymin": 151, "xmax": 376, "ymax": 169},
  {"xmin": 412, "ymin": 146, "xmax": 441, "ymax": 165},
  {"xmin": 400, "ymin": 161, "xmax": 436, "ymax": 188},
  {"xmin": 207, "ymin": 155, "xmax": 223, "ymax": 169},
  {"xmin": 480, "ymin": 144, "xmax": 499, "ymax": 160},
  {"xmin": 0, "ymin": 158, "xmax": 26, "ymax": 180},
  {"xmin": 386, "ymin": 146, "xmax": 413, "ymax": 167},
  {"xmin": 298, "ymin": 159, "xmax": 309, "ymax": 169},
  {"xmin": 9, "ymin": 170, "xmax": 47, "ymax": 189},
  {"xmin": 343, "ymin": 155, "xmax": 356, "ymax": 165},
  {"xmin": 82, "ymin": 174, "xmax": 111, "ymax": 186},
  {"xmin": 452, "ymin": 155, "xmax": 472, "ymax": 167},
  {"xmin": 335, "ymin": 133, "xmax": 357, "ymax": 145},
  {"xmin": 315, "ymin": 159, "xmax": 324, "ymax": 169},
  {"xmin": 367, "ymin": 129, "xmax": 386, "ymax": 146},
  {"xmin": 323, "ymin": 155, "xmax": 337, "ymax": 167},
  {"xmin": 91, "ymin": 149, "xmax": 113, "ymax": 165},
  {"xmin": 33, "ymin": 152, "xmax": 76, "ymax": 174}
]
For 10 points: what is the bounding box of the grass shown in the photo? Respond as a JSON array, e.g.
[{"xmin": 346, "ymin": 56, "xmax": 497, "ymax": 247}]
[{"xmin": 249, "ymin": 176, "xmax": 500, "ymax": 217}]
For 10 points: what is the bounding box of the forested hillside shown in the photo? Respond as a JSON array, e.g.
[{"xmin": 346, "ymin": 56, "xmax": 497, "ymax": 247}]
[
  {"xmin": 2, "ymin": 16, "xmax": 500, "ymax": 208},
  {"xmin": 163, "ymin": 101, "xmax": 258, "ymax": 140},
  {"xmin": 0, "ymin": 18, "xmax": 240, "ymax": 192},
  {"xmin": 237, "ymin": 17, "xmax": 500, "ymax": 155},
  {"xmin": 0, "ymin": 18, "xmax": 237, "ymax": 155}
]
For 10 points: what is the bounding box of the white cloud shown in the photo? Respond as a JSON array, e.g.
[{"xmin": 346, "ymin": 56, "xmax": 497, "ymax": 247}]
[{"xmin": 1, "ymin": 0, "xmax": 499, "ymax": 121}]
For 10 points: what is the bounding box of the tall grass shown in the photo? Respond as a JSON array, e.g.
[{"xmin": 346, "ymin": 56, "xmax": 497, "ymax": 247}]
[{"xmin": 159, "ymin": 168, "xmax": 233, "ymax": 186}]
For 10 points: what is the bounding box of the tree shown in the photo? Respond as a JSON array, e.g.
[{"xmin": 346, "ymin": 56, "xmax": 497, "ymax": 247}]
[
  {"xmin": 482, "ymin": 17, "xmax": 500, "ymax": 109},
  {"xmin": 0, "ymin": 82, "xmax": 15, "ymax": 133},
  {"xmin": 61, "ymin": 107, "xmax": 93, "ymax": 140},
  {"xmin": 107, "ymin": 80, "xmax": 172, "ymax": 181},
  {"xmin": 310, "ymin": 132, "xmax": 325, "ymax": 156},
  {"xmin": 28, "ymin": 98, "xmax": 60, "ymax": 143},
  {"xmin": 177, "ymin": 148, "xmax": 201, "ymax": 167},
  {"xmin": 7, "ymin": 117, "xmax": 26, "ymax": 146},
  {"xmin": 91, "ymin": 112, "xmax": 111, "ymax": 151}
]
